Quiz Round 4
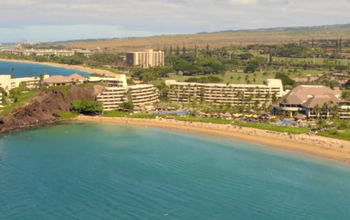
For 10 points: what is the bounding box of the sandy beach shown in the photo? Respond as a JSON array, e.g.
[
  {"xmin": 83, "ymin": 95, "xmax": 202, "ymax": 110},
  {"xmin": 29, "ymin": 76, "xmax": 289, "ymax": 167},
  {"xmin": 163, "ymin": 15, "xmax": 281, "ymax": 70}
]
[
  {"xmin": 76, "ymin": 115, "xmax": 350, "ymax": 164},
  {"xmin": 0, "ymin": 58, "xmax": 119, "ymax": 77}
]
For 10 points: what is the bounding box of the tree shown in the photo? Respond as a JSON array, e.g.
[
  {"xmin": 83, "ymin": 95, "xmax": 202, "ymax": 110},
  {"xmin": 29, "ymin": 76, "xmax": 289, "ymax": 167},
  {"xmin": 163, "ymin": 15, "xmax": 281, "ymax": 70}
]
[
  {"xmin": 182, "ymin": 45, "xmax": 186, "ymax": 54},
  {"xmin": 275, "ymin": 72, "xmax": 296, "ymax": 87},
  {"xmin": 70, "ymin": 99, "xmax": 103, "ymax": 115},
  {"xmin": 239, "ymin": 53, "xmax": 253, "ymax": 60},
  {"xmin": 342, "ymin": 90, "xmax": 350, "ymax": 100},
  {"xmin": 335, "ymin": 65, "xmax": 347, "ymax": 72},
  {"xmin": 244, "ymin": 59, "xmax": 262, "ymax": 73},
  {"xmin": 313, "ymin": 104, "xmax": 322, "ymax": 119},
  {"xmin": 119, "ymin": 102, "xmax": 134, "ymax": 112}
]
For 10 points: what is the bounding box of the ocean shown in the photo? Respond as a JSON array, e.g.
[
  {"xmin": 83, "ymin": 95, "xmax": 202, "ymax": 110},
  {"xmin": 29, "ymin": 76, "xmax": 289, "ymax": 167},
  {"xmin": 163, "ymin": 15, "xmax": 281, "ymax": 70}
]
[
  {"xmin": 0, "ymin": 60, "xmax": 90, "ymax": 77},
  {"xmin": 1, "ymin": 122, "xmax": 350, "ymax": 219}
]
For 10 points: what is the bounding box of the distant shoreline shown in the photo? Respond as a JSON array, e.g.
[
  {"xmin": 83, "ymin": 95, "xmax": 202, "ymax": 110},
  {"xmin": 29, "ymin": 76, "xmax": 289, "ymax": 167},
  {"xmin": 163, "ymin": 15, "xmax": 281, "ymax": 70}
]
[
  {"xmin": 0, "ymin": 58, "xmax": 118, "ymax": 77},
  {"xmin": 76, "ymin": 115, "xmax": 350, "ymax": 165}
]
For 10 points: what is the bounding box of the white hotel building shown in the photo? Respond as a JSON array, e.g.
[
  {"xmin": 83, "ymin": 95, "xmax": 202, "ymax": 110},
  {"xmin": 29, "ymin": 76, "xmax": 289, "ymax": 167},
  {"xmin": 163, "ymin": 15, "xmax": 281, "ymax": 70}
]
[
  {"xmin": 165, "ymin": 79, "xmax": 284, "ymax": 106},
  {"xmin": 95, "ymin": 75, "xmax": 159, "ymax": 111},
  {"xmin": 0, "ymin": 75, "xmax": 50, "ymax": 92},
  {"xmin": 126, "ymin": 49, "xmax": 165, "ymax": 68}
]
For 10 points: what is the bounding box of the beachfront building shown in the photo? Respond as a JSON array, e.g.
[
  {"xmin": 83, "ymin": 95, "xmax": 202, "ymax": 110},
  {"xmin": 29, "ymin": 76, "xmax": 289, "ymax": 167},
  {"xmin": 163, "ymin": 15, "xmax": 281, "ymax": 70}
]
[
  {"xmin": 339, "ymin": 101, "xmax": 350, "ymax": 120},
  {"xmin": 88, "ymin": 75, "xmax": 127, "ymax": 88},
  {"xmin": 126, "ymin": 49, "xmax": 164, "ymax": 68},
  {"xmin": 94, "ymin": 74, "xmax": 159, "ymax": 111},
  {"xmin": 9, "ymin": 46, "xmax": 93, "ymax": 57},
  {"xmin": 165, "ymin": 79, "xmax": 284, "ymax": 106},
  {"xmin": 0, "ymin": 74, "xmax": 49, "ymax": 92},
  {"xmin": 21, "ymin": 49, "xmax": 75, "ymax": 57},
  {"xmin": 277, "ymin": 85, "xmax": 347, "ymax": 119},
  {"xmin": 43, "ymin": 73, "xmax": 87, "ymax": 87},
  {"xmin": 97, "ymin": 87, "xmax": 127, "ymax": 111},
  {"xmin": 0, "ymin": 93, "xmax": 3, "ymax": 108},
  {"xmin": 128, "ymin": 84, "xmax": 159, "ymax": 106}
]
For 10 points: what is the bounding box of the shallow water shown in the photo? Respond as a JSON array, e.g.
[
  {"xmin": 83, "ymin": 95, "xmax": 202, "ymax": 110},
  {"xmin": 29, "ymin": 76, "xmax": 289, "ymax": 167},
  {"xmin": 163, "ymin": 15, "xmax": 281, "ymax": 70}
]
[
  {"xmin": 0, "ymin": 123, "xmax": 350, "ymax": 219},
  {"xmin": 0, "ymin": 60, "xmax": 89, "ymax": 77}
]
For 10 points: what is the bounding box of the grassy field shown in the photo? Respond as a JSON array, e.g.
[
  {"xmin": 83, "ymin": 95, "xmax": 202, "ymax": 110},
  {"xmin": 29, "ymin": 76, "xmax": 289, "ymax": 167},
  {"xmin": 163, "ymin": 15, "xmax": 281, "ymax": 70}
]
[
  {"xmin": 0, "ymin": 90, "xmax": 38, "ymax": 116},
  {"xmin": 102, "ymin": 111, "xmax": 157, "ymax": 119},
  {"xmin": 234, "ymin": 120, "xmax": 310, "ymax": 134},
  {"xmin": 174, "ymin": 115, "xmax": 232, "ymax": 124},
  {"xmin": 163, "ymin": 66, "xmax": 332, "ymax": 85},
  {"xmin": 50, "ymin": 24, "xmax": 350, "ymax": 52},
  {"xmin": 54, "ymin": 111, "xmax": 78, "ymax": 119},
  {"xmin": 318, "ymin": 129, "xmax": 350, "ymax": 141}
]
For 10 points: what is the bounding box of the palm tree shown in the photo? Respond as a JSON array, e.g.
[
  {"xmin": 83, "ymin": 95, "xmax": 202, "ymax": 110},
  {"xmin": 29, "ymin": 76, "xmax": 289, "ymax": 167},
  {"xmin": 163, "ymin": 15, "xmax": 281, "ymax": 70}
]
[{"xmin": 313, "ymin": 104, "xmax": 322, "ymax": 119}]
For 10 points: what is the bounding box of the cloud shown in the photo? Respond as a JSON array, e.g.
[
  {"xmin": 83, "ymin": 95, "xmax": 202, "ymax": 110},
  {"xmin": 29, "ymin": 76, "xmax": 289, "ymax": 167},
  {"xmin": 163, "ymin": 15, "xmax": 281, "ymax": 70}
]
[
  {"xmin": 229, "ymin": 0, "xmax": 257, "ymax": 5},
  {"xmin": 0, "ymin": 0, "xmax": 349, "ymax": 42}
]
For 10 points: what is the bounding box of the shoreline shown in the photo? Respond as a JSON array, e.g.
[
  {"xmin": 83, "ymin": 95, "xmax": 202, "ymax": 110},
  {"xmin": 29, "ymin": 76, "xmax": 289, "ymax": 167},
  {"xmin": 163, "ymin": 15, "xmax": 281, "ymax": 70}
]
[
  {"xmin": 0, "ymin": 58, "xmax": 118, "ymax": 77},
  {"xmin": 76, "ymin": 115, "xmax": 350, "ymax": 165}
]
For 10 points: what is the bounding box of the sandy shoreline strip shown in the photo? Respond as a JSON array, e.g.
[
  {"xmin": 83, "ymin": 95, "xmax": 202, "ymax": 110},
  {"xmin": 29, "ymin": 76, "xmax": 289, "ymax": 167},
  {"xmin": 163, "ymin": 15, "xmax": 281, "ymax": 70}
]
[
  {"xmin": 76, "ymin": 115, "xmax": 350, "ymax": 165},
  {"xmin": 0, "ymin": 58, "xmax": 118, "ymax": 77}
]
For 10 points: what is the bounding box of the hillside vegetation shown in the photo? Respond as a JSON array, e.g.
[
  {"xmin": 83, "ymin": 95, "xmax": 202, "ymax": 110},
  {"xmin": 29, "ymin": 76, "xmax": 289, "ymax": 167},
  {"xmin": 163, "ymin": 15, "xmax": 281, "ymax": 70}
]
[{"xmin": 50, "ymin": 24, "xmax": 350, "ymax": 52}]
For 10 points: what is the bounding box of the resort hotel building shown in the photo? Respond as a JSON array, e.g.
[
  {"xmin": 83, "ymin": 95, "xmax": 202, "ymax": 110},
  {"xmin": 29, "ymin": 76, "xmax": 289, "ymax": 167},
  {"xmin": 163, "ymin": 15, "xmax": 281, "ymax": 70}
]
[
  {"xmin": 128, "ymin": 84, "xmax": 159, "ymax": 106},
  {"xmin": 43, "ymin": 73, "xmax": 87, "ymax": 87},
  {"xmin": 0, "ymin": 74, "xmax": 50, "ymax": 92},
  {"xmin": 126, "ymin": 49, "xmax": 165, "ymax": 68},
  {"xmin": 165, "ymin": 79, "xmax": 284, "ymax": 106},
  {"xmin": 8, "ymin": 45, "xmax": 93, "ymax": 57},
  {"xmin": 278, "ymin": 85, "xmax": 350, "ymax": 120},
  {"xmin": 95, "ymin": 75, "xmax": 159, "ymax": 111}
]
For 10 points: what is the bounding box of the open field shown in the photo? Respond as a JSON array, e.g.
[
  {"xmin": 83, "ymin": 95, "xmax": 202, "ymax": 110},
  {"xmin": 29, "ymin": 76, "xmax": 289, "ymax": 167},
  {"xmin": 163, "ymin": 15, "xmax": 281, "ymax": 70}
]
[
  {"xmin": 51, "ymin": 24, "xmax": 350, "ymax": 52},
  {"xmin": 163, "ymin": 67, "xmax": 332, "ymax": 85}
]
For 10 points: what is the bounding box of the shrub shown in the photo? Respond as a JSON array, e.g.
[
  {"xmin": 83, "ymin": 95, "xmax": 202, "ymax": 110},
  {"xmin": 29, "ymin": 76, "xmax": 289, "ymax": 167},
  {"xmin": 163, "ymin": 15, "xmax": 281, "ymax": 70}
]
[
  {"xmin": 70, "ymin": 99, "xmax": 102, "ymax": 115},
  {"xmin": 119, "ymin": 102, "xmax": 134, "ymax": 112}
]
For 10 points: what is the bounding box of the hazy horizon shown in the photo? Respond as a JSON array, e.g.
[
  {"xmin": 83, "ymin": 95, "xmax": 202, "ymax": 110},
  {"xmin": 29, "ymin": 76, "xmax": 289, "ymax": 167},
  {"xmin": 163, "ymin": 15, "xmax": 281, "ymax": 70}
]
[{"xmin": 1, "ymin": 0, "xmax": 350, "ymax": 43}]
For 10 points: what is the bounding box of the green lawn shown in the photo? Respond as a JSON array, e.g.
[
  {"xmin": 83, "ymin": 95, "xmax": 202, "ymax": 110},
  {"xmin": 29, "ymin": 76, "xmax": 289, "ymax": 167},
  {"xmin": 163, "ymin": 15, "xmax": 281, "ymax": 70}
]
[
  {"xmin": 102, "ymin": 111, "xmax": 157, "ymax": 119},
  {"xmin": 54, "ymin": 110, "xmax": 78, "ymax": 119},
  {"xmin": 163, "ymin": 66, "xmax": 332, "ymax": 85},
  {"xmin": 102, "ymin": 111, "xmax": 128, "ymax": 117},
  {"xmin": 318, "ymin": 129, "xmax": 350, "ymax": 141},
  {"xmin": 0, "ymin": 90, "xmax": 39, "ymax": 116},
  {"xmin": 174, "ymin": 115, "xmax": 232, "ymax": 124},
  {"xmin": 234, "ymin": 120, "xmax": 310, "ymax": 134},
  {"xmin": 129, "ymin": 113, "xmax": 157, "ymax": 119}
]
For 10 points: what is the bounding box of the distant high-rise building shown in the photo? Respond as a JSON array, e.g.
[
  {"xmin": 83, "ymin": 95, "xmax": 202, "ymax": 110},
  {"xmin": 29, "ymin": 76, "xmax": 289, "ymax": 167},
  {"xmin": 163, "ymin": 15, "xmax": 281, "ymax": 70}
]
[{"xmin": 126, "ymin": 49, "xmax": 164, "ymax": 68}]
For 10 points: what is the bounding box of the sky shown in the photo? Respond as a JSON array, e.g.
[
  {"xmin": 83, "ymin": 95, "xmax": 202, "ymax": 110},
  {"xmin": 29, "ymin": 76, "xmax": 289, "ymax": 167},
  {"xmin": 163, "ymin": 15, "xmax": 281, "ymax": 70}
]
[{"xmin": 0, "ymin": 0, "xmax": 349, "ymax": 43}]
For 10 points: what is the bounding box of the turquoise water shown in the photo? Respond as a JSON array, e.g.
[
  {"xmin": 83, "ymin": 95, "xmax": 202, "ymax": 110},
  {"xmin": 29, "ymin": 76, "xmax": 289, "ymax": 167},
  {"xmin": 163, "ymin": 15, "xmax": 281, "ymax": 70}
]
[
  {"xmin": 1, "ymin": 123, "xmax": 350, "ymax": 219},
  {"xmin": 0, "ymin": 61, "xmax": 89, "ymax": 77}
]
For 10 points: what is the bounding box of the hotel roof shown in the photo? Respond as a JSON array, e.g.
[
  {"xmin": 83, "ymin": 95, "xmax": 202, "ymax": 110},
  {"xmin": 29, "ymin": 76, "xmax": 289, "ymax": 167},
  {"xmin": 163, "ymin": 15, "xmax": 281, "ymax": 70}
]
[
  {"xmin": 44, "ymin": 73, "xmax": 86, "ymax": 84},
  {"xmin": 282, "ymin": 85, "xmax": 341, "ymax": 106}
]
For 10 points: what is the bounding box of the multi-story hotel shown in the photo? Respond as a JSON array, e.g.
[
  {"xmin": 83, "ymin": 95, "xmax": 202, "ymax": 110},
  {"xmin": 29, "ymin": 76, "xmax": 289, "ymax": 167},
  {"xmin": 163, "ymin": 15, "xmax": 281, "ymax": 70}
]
[
  {"xmin": 165, "ymin": 79, "xmax": 284, "ymax": 106},
  {"xmin": 126, "ymin": 49, "xmax": 164, "ymax": 68},
  {"xmin": 128, "ymin": 84, "xmax": 159, "ymax": 106},
  {"xmin": 88, "ymin": 75, "xmax": 127, "ymax": 87},
  {"xmin": 97, "ymin": 84, "xmax": 159, "ymax": 111},
  {"xmin": 0, "ymin": 75, "xmax": 50, "ymax": 92},
  {"xmin": 9, "ymin": 47, "xmax": 93, "ymax": 57},
  {"xmin": 96, "ymin": 87, "xmax": 128, "ymax": 111},
  {"xmin": 94, "ymin": 74, "xmax": 159, "ymax": 111}
]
